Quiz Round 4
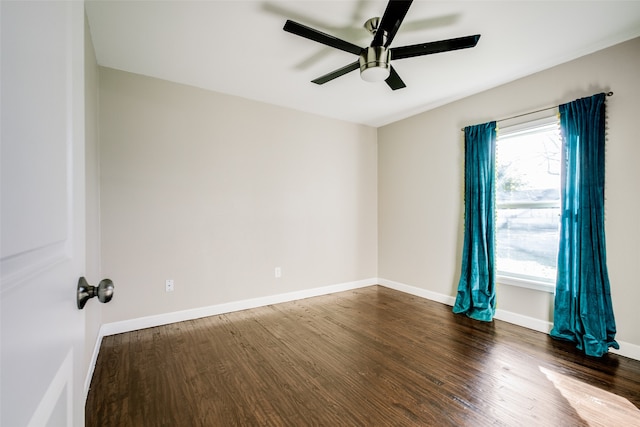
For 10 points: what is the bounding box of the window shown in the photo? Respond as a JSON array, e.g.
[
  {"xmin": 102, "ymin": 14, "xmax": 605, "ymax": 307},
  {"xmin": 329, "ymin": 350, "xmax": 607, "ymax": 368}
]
[{"xmin": 495, "ymin": 115, "xmax": 561, "ymax": 291}]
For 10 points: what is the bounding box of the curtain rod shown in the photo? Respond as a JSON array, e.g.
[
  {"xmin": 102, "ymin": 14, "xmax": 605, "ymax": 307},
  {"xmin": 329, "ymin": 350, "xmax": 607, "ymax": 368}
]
[{"xmin": 460, "ymin": 91, "xmax": 614, "ymax": 131}]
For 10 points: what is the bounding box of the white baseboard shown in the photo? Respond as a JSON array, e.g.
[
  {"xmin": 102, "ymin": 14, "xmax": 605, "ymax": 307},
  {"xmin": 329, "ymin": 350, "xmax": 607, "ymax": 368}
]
[
  {"xmin": 378, "ymin": 278, "xmax": 456, "ymax": 306},
  {"xmin": 86, "ymin": 276, "xmax": 638, "ymax": 390},
  {"xmin": 494, "ymin": 309, "xmax": 553, "ymax": 334},
  {"xmin": 609, "ymin": 340, "xmax": 640, "ymax": 361}
]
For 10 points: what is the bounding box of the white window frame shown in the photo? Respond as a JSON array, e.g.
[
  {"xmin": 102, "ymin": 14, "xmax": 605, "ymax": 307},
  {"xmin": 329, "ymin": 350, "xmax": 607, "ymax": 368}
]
[{"xmin": 495, "ymin": 111, "xmax": 561, "ymax": 294}]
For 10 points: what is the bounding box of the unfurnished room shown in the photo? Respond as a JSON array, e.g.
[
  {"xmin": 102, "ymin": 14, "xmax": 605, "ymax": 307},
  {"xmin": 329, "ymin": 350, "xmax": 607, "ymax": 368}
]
[{"xmin": 2, "ymin": 1, "xmax": 640, "ymax": 426}]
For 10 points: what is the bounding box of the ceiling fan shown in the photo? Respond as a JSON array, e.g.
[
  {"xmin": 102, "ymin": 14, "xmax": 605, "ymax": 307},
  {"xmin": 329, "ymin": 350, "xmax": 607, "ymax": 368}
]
[{"xmin": 283, "ymin": 0, "xmax": 480, "ymax": 90}]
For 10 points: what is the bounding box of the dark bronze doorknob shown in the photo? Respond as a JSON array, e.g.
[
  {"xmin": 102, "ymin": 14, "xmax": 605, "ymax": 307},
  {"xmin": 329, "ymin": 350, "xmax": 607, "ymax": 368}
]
[{"xmin": 77, "ymin": 277, "xmax": 114, "ymax": 309}]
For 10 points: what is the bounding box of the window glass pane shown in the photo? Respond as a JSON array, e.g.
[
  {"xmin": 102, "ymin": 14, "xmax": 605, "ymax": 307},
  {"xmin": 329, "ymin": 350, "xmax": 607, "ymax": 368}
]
[
  {"xmin": 496, "ymin": 207, "xmax": 560, "ymax": 282},
  {"xmin": 496, "ymin": 122, "xmax": 561, "ymax": 283},
  {"xmin": 496, "ymin": 129, "xmax": 560, "ymax": 203}
]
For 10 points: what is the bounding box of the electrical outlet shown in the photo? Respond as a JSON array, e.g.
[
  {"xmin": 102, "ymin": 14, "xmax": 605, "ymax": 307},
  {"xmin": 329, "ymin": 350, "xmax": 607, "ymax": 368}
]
[
  {"xmin": 275, "ymin": 267, "xmax": 281, "ymax": 278},
  {"xmin": 165, "ymin": 279, "xmax": 174, "ymax": 292}
]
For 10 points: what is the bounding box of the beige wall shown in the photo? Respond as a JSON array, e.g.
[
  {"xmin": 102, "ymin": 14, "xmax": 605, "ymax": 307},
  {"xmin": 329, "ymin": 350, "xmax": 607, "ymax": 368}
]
[
  {"xmin": 99, "ymin": 68, "xmax": 378, "ymax": 323},
  {"xmin": 379, "ymin": 37, "xmax": 640, "ymax": 347}
]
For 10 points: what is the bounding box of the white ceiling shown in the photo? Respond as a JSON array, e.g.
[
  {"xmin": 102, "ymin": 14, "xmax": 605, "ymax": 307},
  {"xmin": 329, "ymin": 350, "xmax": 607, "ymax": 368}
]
[{"xmin": 85, "ymin": 1, "xmax": 640, "ymax": 127}]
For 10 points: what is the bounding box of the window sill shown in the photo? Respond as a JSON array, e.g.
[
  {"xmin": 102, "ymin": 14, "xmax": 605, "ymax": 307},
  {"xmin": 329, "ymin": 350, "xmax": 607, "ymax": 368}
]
[{"xmin": 497, "ymin": 275, "xmax": 555, "ymax": 293}]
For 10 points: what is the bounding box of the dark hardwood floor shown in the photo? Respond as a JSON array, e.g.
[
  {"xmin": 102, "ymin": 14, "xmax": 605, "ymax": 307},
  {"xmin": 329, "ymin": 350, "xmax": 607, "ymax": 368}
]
[{"xmin": 86, "ymin": 286, "xmax": 640, "ymax": 426}]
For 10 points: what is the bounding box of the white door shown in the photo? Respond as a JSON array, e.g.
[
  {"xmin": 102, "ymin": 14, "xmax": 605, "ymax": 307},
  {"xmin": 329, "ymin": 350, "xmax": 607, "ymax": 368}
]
[{"xmin": 1, "ymin": 1, "xmax": 86, "ymax": 426}]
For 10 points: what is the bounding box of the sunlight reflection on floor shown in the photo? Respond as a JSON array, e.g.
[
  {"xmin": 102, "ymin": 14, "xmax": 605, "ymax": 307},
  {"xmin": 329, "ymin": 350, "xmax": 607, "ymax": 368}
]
[{"xmin": 539, "ymin": 366, "xmax": 640, "ymax": 426}]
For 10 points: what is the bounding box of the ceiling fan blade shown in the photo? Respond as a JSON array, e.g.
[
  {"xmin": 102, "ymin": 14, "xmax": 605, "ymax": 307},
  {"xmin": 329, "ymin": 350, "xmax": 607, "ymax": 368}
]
[
  {"xmin": 374, "ymin": 0, "xmax": 413, "ymax": 48},
  {"xmin": 385, "ymin": 66, "xmax": 406, "ymax": 90},
  {"xmin": 312, "ymin": 61, "xmax": 360, "ymax": 85},
  {"xmin": 391, "ymin": 34, "xmax": 481, "ymax": 60},
  {"xmin": 284, "ymin": 20, "xmax": 362, "ymax": 56}
]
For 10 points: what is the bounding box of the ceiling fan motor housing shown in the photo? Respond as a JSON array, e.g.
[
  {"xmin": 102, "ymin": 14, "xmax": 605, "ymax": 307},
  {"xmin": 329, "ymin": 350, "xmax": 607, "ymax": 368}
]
[{"xmin": 359, "ymin": 46, "xmax": 391, "ymax": 82}]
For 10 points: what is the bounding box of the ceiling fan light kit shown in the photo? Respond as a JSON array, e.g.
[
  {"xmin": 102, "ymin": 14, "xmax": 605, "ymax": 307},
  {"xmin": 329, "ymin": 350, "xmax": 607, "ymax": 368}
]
[
  {"xmin": 283, "ymin": 0, "xmax": 480, "ymax": 91},
  {"xmin": 359, "ymin": 46, "xmax": 391, "ymax": 82}
]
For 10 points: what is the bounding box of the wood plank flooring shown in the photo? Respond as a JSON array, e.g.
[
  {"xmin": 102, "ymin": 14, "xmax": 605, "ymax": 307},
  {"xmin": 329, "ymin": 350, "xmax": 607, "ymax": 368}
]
[{"xmin": 86, "ymin": 286, "xmax": 640, "ymax": 426}]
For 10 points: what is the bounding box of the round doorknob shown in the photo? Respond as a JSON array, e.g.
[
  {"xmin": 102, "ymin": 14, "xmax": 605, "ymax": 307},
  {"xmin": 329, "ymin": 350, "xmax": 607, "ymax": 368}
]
[{"xmin": 77, "ymin": 277, "xmax": 114, "ymax": 309}]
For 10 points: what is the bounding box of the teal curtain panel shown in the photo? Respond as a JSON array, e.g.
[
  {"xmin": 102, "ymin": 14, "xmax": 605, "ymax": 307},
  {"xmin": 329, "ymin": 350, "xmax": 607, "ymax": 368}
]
[
  {"xmin": 550, "ymin": 93, "xmax": 618, "ymax": 357},
  {"xmin": 453, "ymin": 121, "xmax": 497, "ymax": 322}
]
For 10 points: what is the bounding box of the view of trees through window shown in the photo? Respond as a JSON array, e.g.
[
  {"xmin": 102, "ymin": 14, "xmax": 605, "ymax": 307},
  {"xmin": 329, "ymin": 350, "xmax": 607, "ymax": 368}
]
[{"xmin": 496, "ymin": 121, "xmax": 561, "ymax": 283}]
